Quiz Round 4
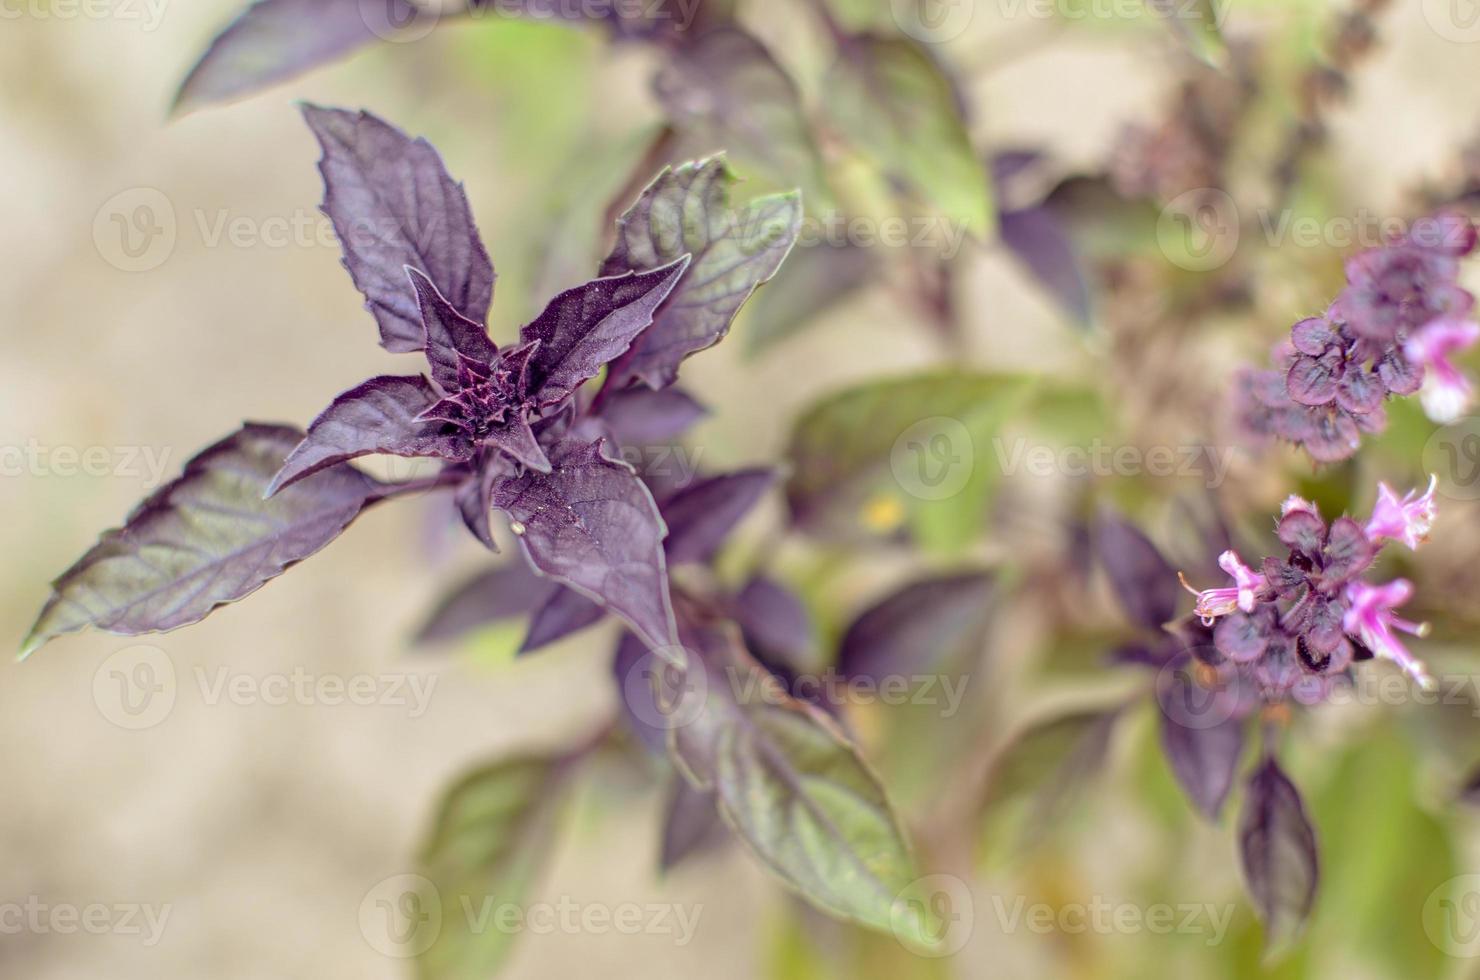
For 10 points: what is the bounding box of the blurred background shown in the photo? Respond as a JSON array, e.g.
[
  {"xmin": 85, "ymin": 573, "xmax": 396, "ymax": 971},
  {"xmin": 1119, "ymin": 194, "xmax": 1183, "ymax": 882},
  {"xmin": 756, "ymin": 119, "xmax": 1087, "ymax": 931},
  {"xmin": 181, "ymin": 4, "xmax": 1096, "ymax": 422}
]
[{"xmin": 5, "ymin": 0, "xmax": 1480, "ymax": 976}]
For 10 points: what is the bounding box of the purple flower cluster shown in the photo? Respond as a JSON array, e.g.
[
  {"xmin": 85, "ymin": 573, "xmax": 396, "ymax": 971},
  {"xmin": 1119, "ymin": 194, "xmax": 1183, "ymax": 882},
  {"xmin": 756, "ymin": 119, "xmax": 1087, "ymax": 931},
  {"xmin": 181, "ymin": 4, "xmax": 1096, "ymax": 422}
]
[
  {"xmin": 1239, "ymin": 213, "xmax": 1480, "ymax": 462},
  {"xmin": 1181, "ymin": 478, "xmax": 1439, "ymax": 707}
]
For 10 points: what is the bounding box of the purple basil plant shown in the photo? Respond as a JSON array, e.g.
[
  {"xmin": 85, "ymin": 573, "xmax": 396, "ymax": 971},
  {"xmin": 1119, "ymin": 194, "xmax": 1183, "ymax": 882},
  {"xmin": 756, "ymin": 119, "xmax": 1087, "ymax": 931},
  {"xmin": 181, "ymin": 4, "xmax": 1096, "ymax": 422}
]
[{"xmin": 1239, "ymin": 212, "xmax": 1480, "ymax": 462}]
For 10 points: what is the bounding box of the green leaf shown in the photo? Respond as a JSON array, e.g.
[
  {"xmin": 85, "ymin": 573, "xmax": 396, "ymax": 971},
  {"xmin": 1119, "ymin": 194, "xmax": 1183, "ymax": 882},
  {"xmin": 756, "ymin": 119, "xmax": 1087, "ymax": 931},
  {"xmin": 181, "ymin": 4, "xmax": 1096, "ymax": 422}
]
[
  {"xmin": 655, "ymin": 26, "xmax": 828, "ymax": 205},
  {"xmin": 417, "ymin": 754, "xmax": 575, "ymax": 980},
  {"xmin": 784, "ymin": 372, "xmax": 1029, "ymax": 546},
  {"xmin": 23, "ymin": 424, "xmax": 384, "ymax": 657},
  {"xmin": 976, "ymin": 705, "xmax": 1122, "ymax": 866},
  {"xmin": 603, "ymin": 155, "xmax": 802, "ymax": 388},
  {"xmin": 825, "ymin": 36, "xmax": 993, "ymax": 240},
  {"xmin": 664, "ymin": 621, "xmax": 931, "ymax": 947}
]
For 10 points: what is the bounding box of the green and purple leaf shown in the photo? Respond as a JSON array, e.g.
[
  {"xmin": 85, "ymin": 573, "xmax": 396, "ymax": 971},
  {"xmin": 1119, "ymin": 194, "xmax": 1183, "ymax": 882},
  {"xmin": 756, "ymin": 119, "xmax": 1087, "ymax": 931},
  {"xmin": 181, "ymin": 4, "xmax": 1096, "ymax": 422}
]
[
  {"xmin": 23, "ymin": 424, "xmax": 384, "ymax": 656},
  {"xmin": 602, "ymin": 156, "xmax": 801, "ymax": 388},
  {"xmin": 837, "ymin": 571, "xmax": 994, "ymax": 682}
]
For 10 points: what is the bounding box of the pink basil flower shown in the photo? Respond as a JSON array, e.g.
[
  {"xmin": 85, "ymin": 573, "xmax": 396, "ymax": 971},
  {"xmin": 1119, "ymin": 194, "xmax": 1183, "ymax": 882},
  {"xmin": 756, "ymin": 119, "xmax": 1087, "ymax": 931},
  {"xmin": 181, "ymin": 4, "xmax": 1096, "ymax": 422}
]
[
  {"xmin": 1364, "ymin": 475, "xmax": 1438, "ymax": 551},
  {"xmin": 1180, "ymin": 549, "xmax": 1265, "ymax": 625},
  {"xmin": 1342, "ymin": 579, "xmax": 1434, "ymax": 688},
  {"xmin": 1403, "ymin": 318, "xmax": 1480, "ymax": 423}
]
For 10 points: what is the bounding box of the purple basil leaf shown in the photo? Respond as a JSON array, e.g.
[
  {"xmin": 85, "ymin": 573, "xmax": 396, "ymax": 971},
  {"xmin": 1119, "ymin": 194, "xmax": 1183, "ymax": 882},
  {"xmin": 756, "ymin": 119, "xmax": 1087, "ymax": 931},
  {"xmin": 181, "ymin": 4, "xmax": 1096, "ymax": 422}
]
[
  {"xmin": 268, "ymin": 374, "xmax": 470, "ymax": 496},
  {"xmin": 483, "ymin": 418, "xmax": 552, "ymax": 475},
  {"xmin": 661, "ymin": 468, "xmax": 776, "ymax": 565},
  {"xmin": 598, "ymin": 387, "xmax": 709, "ymax": 446},
  {"xmin": 519, "ymin": 586, "xmax": 606, "ymax": 654},
  {"xmin": 303, "ymin": 105, "xmax": 494, "ymax": 352},
  {"xmin": 520, "ymin": 259, "xmax": 690, "ymax": 406},
  {"xmin": 493, "ymin": 438, "xmax": 678, "ymax": 654},
  {"xmin": 414, "ymin": 562, "xmax": 556, "ymax": 645},
  {"xmin": 1157, "ymin": 666, "xmax": 1246, "ymax": 818},
  {"xmin": 23, "ymin": 424, "xmax": 383, "ymax": 656},
  {"xmin": 611, "ymin": 630, "xmax": 672, "ymax": 755},
  {"xmin": 407, "ymin": 266, "xmax": 499, "ymax": 390},
  {"xmin": 1000, "ymin": 205, "xmax": 1092, "ymax": 325},
  {"xmin": 602, "ymin": 156, "xmax": 802, "ymax": 388},
  {"xmin": 732, "ymin": 575, "xmax": 815, "ymax": 675},
  {"xmin": 837, "ymin": 571, "xmax": 994, "ymax": 682},
  {"xmin": 660, "ymin": 777, "xmax": 726, "ymax": 873},
  {"xmin": 653, "ymin": 27, "xmax": 825, "ymax": 201},
  {"xmin": 1239, "ymin": 755, "xmax": 1320, "ymax": 956},
  {"xmin": 173, "ymin": 0, "xmax": 426, "ymax": 115},
  {"xmin": 1094, "ymin": 511, "xmax": 1180, "ymax": 631}
]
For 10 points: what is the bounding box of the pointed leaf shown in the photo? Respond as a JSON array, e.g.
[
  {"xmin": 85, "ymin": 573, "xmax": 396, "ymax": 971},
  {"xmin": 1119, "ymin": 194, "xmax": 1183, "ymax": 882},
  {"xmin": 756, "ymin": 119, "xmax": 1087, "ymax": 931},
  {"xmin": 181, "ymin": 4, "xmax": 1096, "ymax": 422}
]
[
  {"xmin": 662, "ymin": 468, "xmax": 776, "ymax": 565},
  {"xmin": 1000, "ymin": 204, "xmax": 1092, "ymax": 325},
  {"xmin": 408, "ymin": 267, "xmax": 499, "ymax": 390},
  {"xmin": 414, "ymin": 562, "xmax": 555, "ymax": 645},
  {"xmin": 653, "ymin": 27, "xmax": 825, "ymax": 200},
  {"xmin": 483, "ymin": 418, "xmax": 551, "ymax": 475},
  {"xmin": 303, "ymin": 105, "xmax": 494, "ymax": 352},
  {"xmin": 660, "ymin": 777, "xmax": 726, "ymax": 873},
  {"xmin": 493, "ymin": 438, "xmax": 678, "ymax": 654},
  {"xmin": 269, "ymin": 375, "xmax": 470, "ymax": 495},
  {"xmin": 454, "ymin": 449, "xmax": 507, "ymax": 552},
  {"xmin": 976, "ymin": 706, "xmax": 1121, "ymax": 863},
  {"xmin": 826, "ymin": 36, "xmax": 993, "ymax": 239},
  {"xmin": 1238, "ymin": 755, "xmax": 1319, "ymax": 957},
  {"xmin": 664, "ymin": 619, "xmax": 929, "ymax": 943},
  {"xmin": 1157, "ymin": 665, "xmax": 1246, "ymax": 818},
  {"xmin": 602, "ymin": 157, "xmax": 802, "ymax": 388},
  {"xmin": 23, "ymin": 424, "xmax": 383, "ymax": 655},
  {"xmin": 417, "ymin": 754, "xmax": 574, "ymax": 980},
  {"xmin": 732, "ymin": 575, "xmax": 816, "ymax": 675},
  {"xmin": 173, "ymin": 0, "xmax": 425, "ymax": 114},
  {"xmin": 838, "ymin": 571, "xmax": 994, "ymax": 681},
  {"xmin": 1094, "ymin": 511, "xmax": 1180, "ymax": 631},
  {"xmin": 519, "ymin": 586, "xmax": 605, "ymax": 654},
  {"xmin": 520, "ymin": 259, "xmax": 690, "ymax": 405}
]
